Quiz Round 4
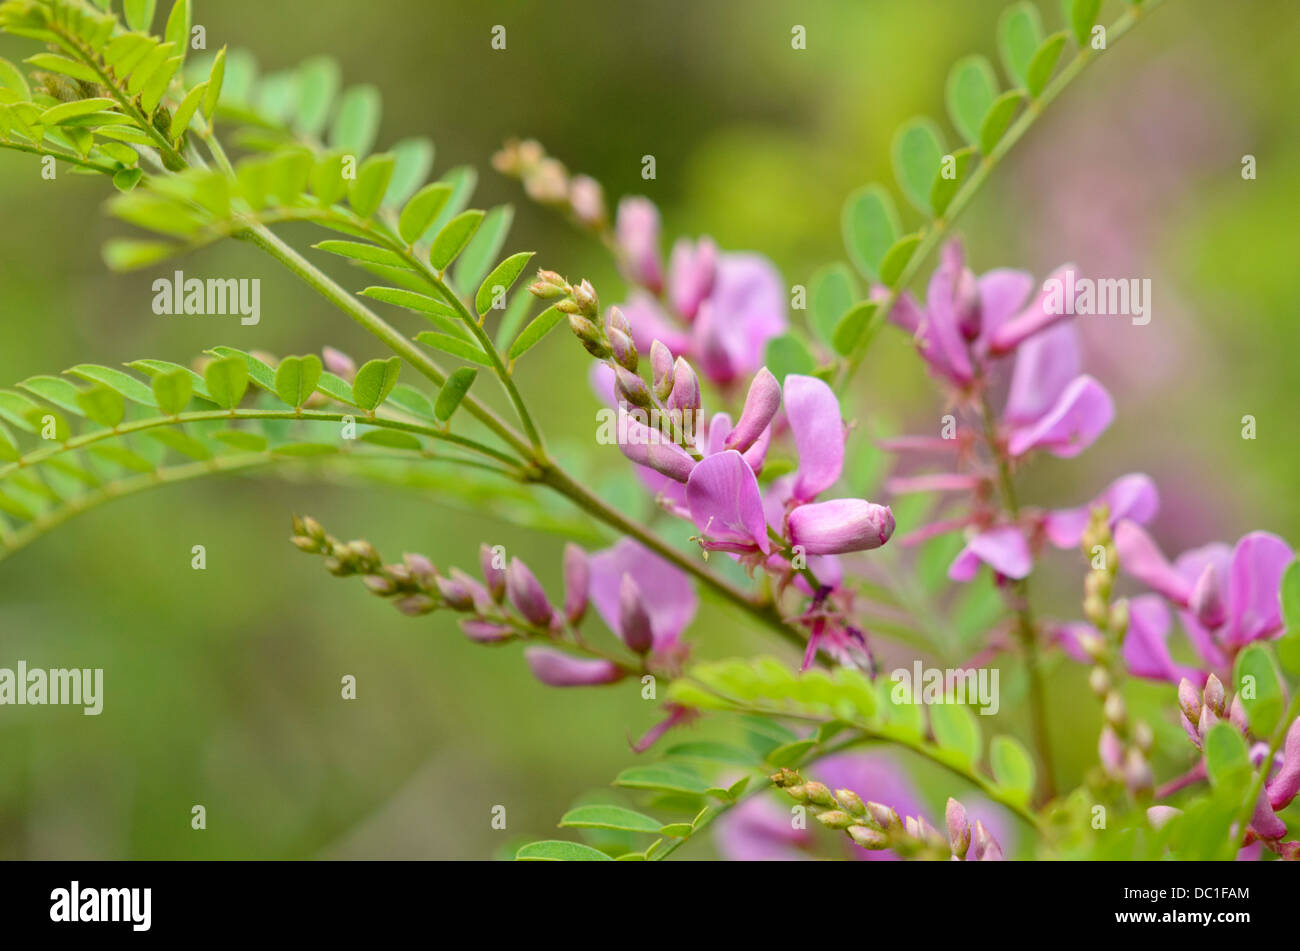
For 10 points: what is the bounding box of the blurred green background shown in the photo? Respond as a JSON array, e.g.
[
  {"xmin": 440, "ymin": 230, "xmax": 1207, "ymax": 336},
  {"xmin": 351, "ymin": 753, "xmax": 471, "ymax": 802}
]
[{"xmin": 1, "ymin": 0, "xmax": 1297, "ymax": 858}]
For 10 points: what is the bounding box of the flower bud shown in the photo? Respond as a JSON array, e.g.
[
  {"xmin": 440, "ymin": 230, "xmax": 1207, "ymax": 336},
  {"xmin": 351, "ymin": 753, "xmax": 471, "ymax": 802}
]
[
  {"xmin": 435, "ymin": 575, "xmax": 477, "ymax": 612},
  {"xmin": 835, "ymin": 789, "xmax": 866, "ymax": 817},
  {"xmin": 1203, "ymin": 673, "xmax": 1226, "ymax": 717},
  {"xmin": 1266, "ymin": 716, "xmax": 1300, "ymax": 811},
  {"xmin": 567, "ymin": 313, "xmax": 612, "ymax": 359},
  {"xmin": 787, "ymin": 499, "xmax": 895, "ymax": 555},
  {"xmin": 973, "ymin": 820, "xmax": 1003, "ymax": 861},
  {"xmin": 1197, "ymin": 703, "xmax": 1218, "ymax": 739},
  {"xmin": 865, "ymin": 801, "xmax": 901, "ymax": 832},
  {"xmin": 460, "ymin": 619, "xmax": 514, "ymax": 643},
  {"xmin": 618, "ymin": 573, "xmax": 654, "ymax": 654},
  {"xmin": 614, "ymin": 366, "xmax": 653, "ymax": 410},
  {"xmin": 506, "ymin": 557, "xmax": 554, "ymax": 627},
  {"xmin": 1177, "ymin": 678, "xmax": 1202, "ymax": 725},
  {"xmin": 650, "ymin": 340, "xmax": 675, "ymax": 401},
  {"xmin": 847, "ymin": 825, "xmax": 889, "ymax": 850},
  {"xmin": 571, "ymin": 279, "xmax": 599, "ymax": 318},
  {"xmin": 1088, "ymin": 666, "xmax": 1111, "ymax": 697},
  {"xmin": 616, "ymin": 409, "xmax": 697, "ymax": 483},
  {"xmin": 1103, "ymin": 690, "xmax": 1127, "ymax": 729},
  {"xmin": 291, "ymin": 535, "xmax": 319, "ymax": 553},
  {"xmin": 723, "ymin": 367, "xmax": 781, "ymax": 453},
  {"xmin": 479, "ymin": 544, "xmax": 505, "ymax": 602},
  {"xmin": 1189, "ymin": 562, "xmax": 1225, "ymax": 628},
  {"xmin": 615, "ymin": 196, "xmax": 663, "ymax": 293},
  {"xmin": 524, "ymin": 647, "xmax": 624, "ymax": 687},
  {"xmin": 363, "ymin": 573, "xmax": 397, "ymax": 596},
  {"xmin": 322, "ymin": 346, "xmax": 356, "ymax": 381},
  {"xmin": 1099, "ymin": 726, "xmax": 1124, "ymax": 776},
  {"xmin": 1124, "ymin": 747, "xmax": 1154, "ymax": 798},
  {"xmin": 568, "ymin": 174, "xmax": 606, "ymax": 227},
  {"xmin": 1134, "ymin": 720, "xmax": 1154, "ymax": 753},
  {"xmin": 946, "ymin": 798, "xmax": 970, "ymax": 859},
  {"xmin": 562, "ymin": 543, "xmax": 589, "ymax": 625},
  {"xmin": 814, "ymin": 810, "xmax": 855, "ymax": 830},
  {"xmin": 1108, "ymin": 599, "xmax": 1129, "ymax": 638},
  {"xmin": 802, "ymin": 782, "xmax": 836, "ymax": 808},
  {"xmin": 394, "ymin": 593, "xmax": 436, "ymax": 616},
  {"xmin": 608, "ymin": 328, "xmax": 638, "ymax": 372},
  {"xmin": 1146, "ymin": 805, "xmax": 1181, "ymax": 830}
]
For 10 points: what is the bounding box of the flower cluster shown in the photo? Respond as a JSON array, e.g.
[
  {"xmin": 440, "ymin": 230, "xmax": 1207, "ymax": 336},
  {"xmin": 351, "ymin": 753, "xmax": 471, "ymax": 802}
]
[
  {"xmin": 532, "ymin": 270, "xmax": 896, "ymax": 669},
  {"xmin": 290, "ymin": 515, "xmax": 697, "ymax": 691}
]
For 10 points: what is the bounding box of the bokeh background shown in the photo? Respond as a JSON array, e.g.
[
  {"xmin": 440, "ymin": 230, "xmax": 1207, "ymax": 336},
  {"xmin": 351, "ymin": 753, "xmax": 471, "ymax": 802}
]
[{"xmin": 0, "ymin": 0, "xmax": 1296, "ymax": 858}]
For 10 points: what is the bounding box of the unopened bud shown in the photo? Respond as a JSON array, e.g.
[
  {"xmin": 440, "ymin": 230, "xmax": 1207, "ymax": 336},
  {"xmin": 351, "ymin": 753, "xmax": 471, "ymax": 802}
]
[
  {"xmin": 614, "ymin": 366, "xmax": 653, "ymax": 409},
  {"xmin": 815, "ymin": 810, "xmax": 855, "ymax": 830},
  {"xmin": 835, "ymin": 789, "xmax": 866, "ymax": 817},
  {"xmin": 608, "ymin": 328, "xmax": 638, "ymax": 372},
  {"xmin": 363, "ymin": 573, "xmax": 397, "ymax": 596},
  {"xmin": 1088, "ymin": 666, "xmax": 1111, "ymax": 697},
  {"xmin": 1108, "ymin": 599, "xmax": 1129, "ymax": 638},
  {"xmin": 649, "ymin": 340, "xmax": 675, "ymax": 401},
  {"xmin": 1177, "ymin": 678, "xmax": 1202, "ymax": 724},
  {"xmin": 847, "ymin": 825, "xmax": 889, "ymax": 850},
  {"xmin": 1125, "ymin": 747, "xmax": 1154, "ymax": 798},
  {"xmin": 571, "ymin": 279, "xmax": 598, "ymax": 318},
  {"xmin": 1203, "ymin": 673, "xmax": 1226, "ymax": 717},
  {"xmin": 567, "ymin": 313, "xmax": 611, "ymax": 359},
  {"xmin": 1103, "ymin": 690, "xmax": 1127, "ymax": 728},
  {"xmin": 394, "ymin": 593, "xmax": 437, "ymax": 616},
  {"xmin": 865, "ymin": 801, "xmax": 901, "ymax": 831},
  {"xmin": 946, "ymin": 798, "xmax": 970, "ymax": 859}
]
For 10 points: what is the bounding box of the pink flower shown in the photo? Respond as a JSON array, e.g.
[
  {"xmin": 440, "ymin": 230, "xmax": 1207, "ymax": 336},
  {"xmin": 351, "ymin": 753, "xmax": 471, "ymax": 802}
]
[
  {"xmin": 524, "ymin": 648, "xmax": 624, "ymax": 687},
  {"xmin": 949, "ymin": 526, "xmax": 1032, "ymax": 582},
  {"xmin": 615, "ymin": 197, "xmax": 663, "ymax": 293},
  {"xmin": 1042, "ymin": 473, "xmax": 1159, "ymax": 549},
  {"xmin": 587, "ymin": 539, "xmax": 698, "ymax": 655}
]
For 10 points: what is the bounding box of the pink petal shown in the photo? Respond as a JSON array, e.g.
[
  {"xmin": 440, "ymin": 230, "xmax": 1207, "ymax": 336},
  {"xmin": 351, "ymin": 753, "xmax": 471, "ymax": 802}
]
[
  {"xmin": 1121, "ymin": 595, "xmax": 1204, "ymax": 684},
  {"xmin": 1115, "ymin": 521, "xmax": 1192, "ymax": 606},
  {"xmin": 1006, "ymin": 375, "xmax": 1114, "ymax": 459},
  {"xmin": 1003, "ymin": 322, "xmax": 1081, "ymax": 426},
  {"xmin": 618, "ymin": 291, "xmax": 690, "ymax": 355},
  {"xmin": 787, "ymin": 498, "xmax": 895, "ymax": 555},
  {"xmin": 685, "ymin": 451, "xmax": 771, "ymax": 554},
  {"xmin": 785, "ymin": 374, "xmax": 845, "ymax": 501},
  {"xmin": 1043, "ymin": 472, "xmax": 1159, "ymax": 549},
  {"xmin": 974, "ymin": 268, "xmax": 1035, "ymax": 345},
  {"xmin": 949, "ymin": 527, "xmax": 1032, "ymax": 581},
  {"xmin": 668, "ymin": 237, "xmax": 717, "ymax": 321},
  {"xmin": 525, "ymin": 648, "xmax": 623, "ymax": 687},
  {"xmin": 615, "ymin": 197, "xmax": 663, "ymax": 293},
  {"xmin": 1224, "ymin": 532, "xmax": 1294, "ymax": 647},
  {"xmin": 588, "ymin": 539, "xmax": 698, "ymax": 652},
  {"xmin": 985, "ymin": 264, "xmax": 1078, "ymax": 355}
]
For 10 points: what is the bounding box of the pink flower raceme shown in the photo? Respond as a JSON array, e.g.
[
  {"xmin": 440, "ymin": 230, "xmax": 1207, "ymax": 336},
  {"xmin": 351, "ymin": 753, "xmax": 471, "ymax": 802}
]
[
  {"xmin": 613, "ymin": 196, "xmax": 787, "ymax": 386},
  {"xmin": 1113, "ymin": 521, "xmax": 1294, "ymax": 679}
]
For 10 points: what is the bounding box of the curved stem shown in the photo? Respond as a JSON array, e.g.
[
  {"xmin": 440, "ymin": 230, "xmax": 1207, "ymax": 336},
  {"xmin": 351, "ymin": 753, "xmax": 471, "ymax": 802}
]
[
  {"xmin": 837, "ymin": 0, "xmax": 1169, "ymax": 391},
  {"xmin": 0, "ymin": 407, "xmax": 521, "ymax": 480},
  {"xmin": 0, "ymin": 139, "xmax": 122, "ymax": 176}
]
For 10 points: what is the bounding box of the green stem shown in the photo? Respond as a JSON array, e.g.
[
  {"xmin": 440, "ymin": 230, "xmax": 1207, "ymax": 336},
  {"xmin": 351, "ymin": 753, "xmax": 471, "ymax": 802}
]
[
  {"xmin": 0, "ymin": 407, "xmax": 521, "ymax": 479},
  {"xmin": 0, "ymin": 139, "xmax": 122, "ymax": 175},
  {"xmin": 837, "ymin": 0, "xmax": 1168, "ymax": 392}
]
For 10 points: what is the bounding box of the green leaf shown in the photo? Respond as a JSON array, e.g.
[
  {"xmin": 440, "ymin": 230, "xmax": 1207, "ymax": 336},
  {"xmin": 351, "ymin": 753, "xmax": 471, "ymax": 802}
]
[
  {"xmin": 475, "ymin": 251, "xmax": 534, "ymax": 316},
  {"xmin": 929, "ymin": 703, "xmax": 981, "ymax": 766},
  {"xmin": 201, "ymin": 46, "xmax": 225, "ymax": 119},
  {"xmin": 1069, "ymin": 0, "xmax": 1102, "ymax": 47},
  {"xmin": 397, "ymin": 182, "xmax": 452, "ymax": 245},
  {"xmin": 203, "ymin": 356, "xmax": 249, "ymax": 410},
  {"xmin": 150, "ymin": 369, "xmax": 192, "ymax": 415},
  {"xmin": 41, "ymin": 98, "xmax": 118, "ymax": 125},
  {"xmin": 0, "ymin": 56, "xmax": 32, "ymax": 101},
  {"xmin": 415, "ymin": 332, "xmax": 492, "ymax": 367},
  {"xmin": 978, "ymin": 89, "xmax": 1024, "ymax": 155},
  {"xmin": 383, "ymin": 137, "xmax": 435, "ymax": 206},
  {"xmin": 273, "ymin": 355, "xmax": 323, "ymax": 409},
  {"xmin": 18, "ymin": 376, "xmax": 85, "ymax": 415},
  {"xmin": 831, "ymin": 301, "xmax": 880, "ymax": 357},
  {"xmin": 358, "ymin": 285, "xmax": 457, "ymax": 318},
  {"xmin": 453, "ymin": 205, "xmax": 513, "ymax": 293},
  {"xmin": 998, "ymin": 1, "xmax": 1044, "ymax": 89},
  {"xmin": 506, "ymin": 305, "xmax": 565, "ymax": 362},
  {"xmin": 879, "ymin": 233, "xmax": 922, "ymax": 287},
  {"xmin": 348, "ymin": 152, "xmax": 396, "ymax": 220},
  {"xmin": 207, "ymin": 347, "xmax": 276, "ymax": 393},
  {"xmin": 765, "ymin": 739, "xmax": 816, "ymax": 768},
  {"xmin": 0, "ymin": 423, "xmax": 19, "ymax": 463},
  {"xmin": 164, "ymin": 0, "xmax": 191, "ymax": 58},
  {"xmin": 1026, "ymin": 32, "xmax": 1069, "ymax": 99},
  {"xmin": 169, "ymin": 81, "xmax": 206, "ymax": 142},
  {"xmin": 329, "ymin": 84, "xmax": 381, "ymax": 157},
  {"xmin": 65, "ymin": 365, "xmax": 156, "ymax": 406},
  {"xmin": 23, "ymin": 54, "xmax": 99, "ymax": 84},
  {"xmin": 930, "ymin": 147, "xmax": 975, "ymax": 217},
  {"xmin": 433, "ymin": 367, "xmax": 477, "ymax": 422},
  {"xmin": 147, "ymin": 427, "xmax": 210, "ymax": 460},
  {"xmin": 663, "ymin": 741, "xmax": 760, "ymax": 768},
  {"xmin": 558, "ymin": 805, "xmax": 663, "ymax": 834},
  {"xmin": 945, "ymin": 55, "xmax": 999, "ymax": 146},
  {"xmin": 1278, "ymin": 560, "xmax": 1300, "ymax": 677},
  {"xmin": 351, "ymin": 357, "xmax": 401, "ymax": 412},
  {"xmin": 74, "ymin": 384, "xmax": 125, "ymax": 428},
  {"xmin": 1233, "ymin": 644, "xmax": 1284, "ymax": 736},
  {"xmin": 841, "ymin": 185, "xmax": 900, "ymax": 283},
  {"xmin": 103, "ymin": 238, "xmax": 173, "ymax": 270},
  {"xmin": 313, "ymin": 240, "xmax": 410, "ymax": 270},
  {"xmin": 808, "ymin": 263, "xmax": 857, "ymax": 346},
  {"xmin": 294, "ymin": 56, "xmax": 339, "ymax": 138},
  {"xmin": 429, "ymin": 210, "xmax": 484, "ymax": 272},
  {"xmin": 891, "ymin": 118, "xmax": 945, "ymax": 214},
  {"xmin": 763, "ymin": 332, "xmax": 817, "ymax": 381},
  {"xmin": 989, "ymin": 734, "xmax": 1035, "ymax": 802},
  {"xmin": 358, "ymin": 430, "xmax": 421, "ymax": 451},
  {"xmin": 613, "ymin": 765, "xmax": 711, "ymax": 796},
  {"xmin": 385, "ymin": 383, "xmax": 437, "ymax": 420},
  {"xmin": 1203, "ymin": 722, "xmax": 1250, "ymax": 788},
  {"xmin": 515, "ymin": 840, "xmax": 612, "ymax": 862},
  {"xmin": 124, "ymin": 0, "xmax": 157, "ymax": 32}
]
